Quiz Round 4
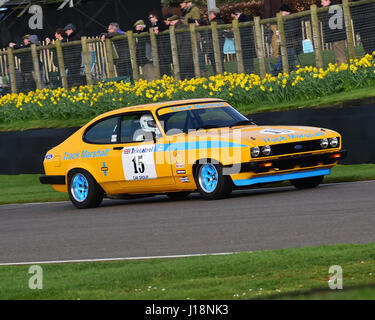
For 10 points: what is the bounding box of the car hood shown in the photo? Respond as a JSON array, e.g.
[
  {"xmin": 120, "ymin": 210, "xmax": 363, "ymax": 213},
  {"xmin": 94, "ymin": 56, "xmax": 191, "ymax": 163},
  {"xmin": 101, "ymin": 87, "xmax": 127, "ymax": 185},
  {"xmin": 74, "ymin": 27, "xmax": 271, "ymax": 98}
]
[{"xmin": 186, "ymin": 125, "xmax": 339, "ymax": 147}]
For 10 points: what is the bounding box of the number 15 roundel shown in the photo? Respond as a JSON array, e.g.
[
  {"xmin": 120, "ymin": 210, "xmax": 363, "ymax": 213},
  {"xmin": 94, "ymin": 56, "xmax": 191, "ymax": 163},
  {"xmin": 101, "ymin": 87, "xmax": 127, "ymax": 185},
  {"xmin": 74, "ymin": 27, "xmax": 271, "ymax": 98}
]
[{"xmin": 122, "ymin": 145, "xmax": 158, "ymax": 181}]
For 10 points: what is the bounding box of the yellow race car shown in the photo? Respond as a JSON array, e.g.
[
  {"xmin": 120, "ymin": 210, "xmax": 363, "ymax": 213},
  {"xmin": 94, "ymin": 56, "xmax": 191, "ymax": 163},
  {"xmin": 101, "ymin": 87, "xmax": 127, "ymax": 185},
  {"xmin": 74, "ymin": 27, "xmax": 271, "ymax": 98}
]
[{"xmin": 40, "ymin": 98, "xmax": 346, "ymax": 209}]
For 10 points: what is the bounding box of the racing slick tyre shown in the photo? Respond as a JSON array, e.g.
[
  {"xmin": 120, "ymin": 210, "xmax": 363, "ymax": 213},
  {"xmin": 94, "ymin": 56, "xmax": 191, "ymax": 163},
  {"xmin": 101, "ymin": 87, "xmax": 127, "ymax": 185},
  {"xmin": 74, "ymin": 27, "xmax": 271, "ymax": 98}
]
[
  {"xmin": 166, "ymin": 191, "xmax": 191, "ymax": 200},
  {"xmin": 194, "ymin": 161, "xmax": 233, "ymax": 200},
  {"xmin": 68, "ymin": 169, "xmax": 104, "ymax": 209},
  {"xmin": 290, "ymin": 175, "xmax": 324, "ymax": 189}
]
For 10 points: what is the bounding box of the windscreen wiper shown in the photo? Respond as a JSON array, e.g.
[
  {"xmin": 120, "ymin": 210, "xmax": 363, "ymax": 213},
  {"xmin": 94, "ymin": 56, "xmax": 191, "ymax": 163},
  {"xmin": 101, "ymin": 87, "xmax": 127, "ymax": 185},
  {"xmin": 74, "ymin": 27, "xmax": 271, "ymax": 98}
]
[
  {"xmin": 229, "ymin": 119, "xmax": 255, "ymax": 128},
  {"xmin": 195, "ymin": 125, "xmax": 220, "ymax": 131}
]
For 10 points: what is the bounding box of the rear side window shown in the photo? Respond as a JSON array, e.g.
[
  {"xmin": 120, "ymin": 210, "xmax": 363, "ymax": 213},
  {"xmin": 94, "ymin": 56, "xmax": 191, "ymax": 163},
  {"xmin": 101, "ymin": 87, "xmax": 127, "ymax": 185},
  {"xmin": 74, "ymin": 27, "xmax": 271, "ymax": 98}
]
[{"xmin": 84, "ymin": 116, "xmax": 119, "ymax": 144}]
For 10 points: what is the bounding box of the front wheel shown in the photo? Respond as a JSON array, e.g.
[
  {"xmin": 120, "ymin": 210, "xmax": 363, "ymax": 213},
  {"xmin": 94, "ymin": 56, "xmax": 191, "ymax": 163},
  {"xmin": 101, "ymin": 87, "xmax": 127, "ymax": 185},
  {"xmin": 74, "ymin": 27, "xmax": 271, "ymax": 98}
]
[
  {"xmin": 290, "ymin": 175, "xmax": 324, "ymax": 189},
  {"xmin": 68, "ymin": 170, "xmax": 104, "ymax": 209},
  {"xmin": 195, "ymin": 162, "xmax": 233, "ymax": 200}
]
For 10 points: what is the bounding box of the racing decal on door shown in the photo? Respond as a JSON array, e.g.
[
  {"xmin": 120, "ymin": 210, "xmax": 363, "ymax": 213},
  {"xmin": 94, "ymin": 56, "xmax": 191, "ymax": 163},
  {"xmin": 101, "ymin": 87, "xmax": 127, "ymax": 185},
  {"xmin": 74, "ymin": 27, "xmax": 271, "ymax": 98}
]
[{"xmin": 122, "ymin": 145, "xmax": 157, "ymax": 181}]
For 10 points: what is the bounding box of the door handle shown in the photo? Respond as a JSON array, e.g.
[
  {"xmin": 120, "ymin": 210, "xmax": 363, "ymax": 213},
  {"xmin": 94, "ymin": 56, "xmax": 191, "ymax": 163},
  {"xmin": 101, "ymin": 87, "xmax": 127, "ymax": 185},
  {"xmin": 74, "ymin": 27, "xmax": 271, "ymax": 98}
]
[{"xmin": 113, "ymin": 146, "xmax": 124, "ymax": 150}]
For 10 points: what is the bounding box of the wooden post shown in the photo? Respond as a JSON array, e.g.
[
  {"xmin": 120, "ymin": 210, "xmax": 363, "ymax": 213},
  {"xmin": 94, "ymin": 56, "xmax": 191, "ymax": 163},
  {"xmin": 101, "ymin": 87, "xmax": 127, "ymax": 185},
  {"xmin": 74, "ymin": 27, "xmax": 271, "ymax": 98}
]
[
  {"xmin": 81, "ymin": 37, "xmax": 93, "ymax": 86},
  {"xmin": 211, "ymin": 21, "xmax": 223, "ymax": 75},
  {"xmin": 189, "ymin": 23, "xmax": 201, "ymax": 78},
  {"xmin": 31, "ymin": 44, "xmax": 42, "ymax": 90},
  {"xmin": 276, "ymin": 12, "xmax": 289, "ymax": 74},
  {"xmin": 55, "ymin": 40, "xmax": 68, "ymax": 89},
  {"xmin": 149, "ymin": 28, "xmax": 161, "ymax": 79},
  {"xmin": 310, "ymin": 4, "xmax": 324, "ymax": 69},
  {"xmin": 254, "ymin": 17, "xmax": 266, "ymax": 78},
  {"xmin": 7, "ymin": 47, "xmax": 17, "ymax": 93},
  {"xmin": 342, "ymin": 0, "xmax": 356, "ymax": 60},
  {"xmin": 169, "ymin": 25, "xmax": 181, "ymax": 81},
  {"xmin": 232, "ymin": 19, "xmax": 245, "ymax": 74},
  {"xmin": 105, "ymin": 38, "xmax": 116, "ymax": 79},
  {"xmin": 126, "ymin": 30, "xmax": 139, "ymax": 82}
]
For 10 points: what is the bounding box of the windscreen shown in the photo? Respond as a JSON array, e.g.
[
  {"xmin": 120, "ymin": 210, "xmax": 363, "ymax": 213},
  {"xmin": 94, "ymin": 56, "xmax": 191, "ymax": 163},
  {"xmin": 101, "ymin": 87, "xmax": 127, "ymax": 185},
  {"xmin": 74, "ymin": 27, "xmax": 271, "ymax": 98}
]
[{"xmin": 157, "ymin": 102, "xmax": 251, "ymax": 135}]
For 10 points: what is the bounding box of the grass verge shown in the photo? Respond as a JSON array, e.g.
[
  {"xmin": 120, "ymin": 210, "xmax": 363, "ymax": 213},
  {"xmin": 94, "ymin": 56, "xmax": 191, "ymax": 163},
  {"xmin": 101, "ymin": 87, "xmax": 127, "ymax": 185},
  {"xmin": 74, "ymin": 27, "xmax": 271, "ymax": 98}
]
[
  {"xmin": 0, "ymin": 164, "xmax": 374, "ymax": 205},
  {"xmin": 0, "ymin": 243, "xmax": 374, "ymax": 299}
]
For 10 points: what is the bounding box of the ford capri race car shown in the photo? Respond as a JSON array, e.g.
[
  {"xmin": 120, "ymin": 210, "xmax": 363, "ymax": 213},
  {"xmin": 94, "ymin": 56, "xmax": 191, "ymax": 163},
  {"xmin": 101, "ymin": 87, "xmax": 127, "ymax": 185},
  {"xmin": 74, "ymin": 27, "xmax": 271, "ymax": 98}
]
[{"xmin": 40, "ymin": 99, "xmax": 346, "ymax": 209}]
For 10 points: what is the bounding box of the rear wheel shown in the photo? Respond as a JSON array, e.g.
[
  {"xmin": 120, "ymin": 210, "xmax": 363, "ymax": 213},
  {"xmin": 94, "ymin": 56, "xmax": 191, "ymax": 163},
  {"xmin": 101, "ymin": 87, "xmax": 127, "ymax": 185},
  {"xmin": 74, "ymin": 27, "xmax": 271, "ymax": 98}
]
[
  {"xmin": 195, "ymin": 161, "xmax": 233, "ymax": 200},
  {"xmin": 68, "ymin": 170, "xmax": 104, "ymax": 209},
  {"xmin": 166, "ymin": 191, "xmax": 191, "ymax": 200},
  {"xmin": 290, "ymin": 175, "xmax": 324, "ymax": 189}
]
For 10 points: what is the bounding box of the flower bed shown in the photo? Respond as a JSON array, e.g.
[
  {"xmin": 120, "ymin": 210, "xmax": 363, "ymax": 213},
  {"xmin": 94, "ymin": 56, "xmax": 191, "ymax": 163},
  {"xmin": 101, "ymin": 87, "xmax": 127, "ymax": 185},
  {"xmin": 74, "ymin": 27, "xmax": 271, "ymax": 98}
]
[{"xmin": 1, "ymin": 54, "xmax": 375, "ymax": 124}]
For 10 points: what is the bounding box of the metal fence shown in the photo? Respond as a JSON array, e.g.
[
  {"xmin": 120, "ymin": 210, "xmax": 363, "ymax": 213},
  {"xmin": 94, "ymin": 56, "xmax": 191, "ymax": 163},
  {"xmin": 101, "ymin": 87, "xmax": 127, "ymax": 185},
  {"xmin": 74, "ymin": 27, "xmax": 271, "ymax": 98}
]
[{"xmin": 1, "ymin": 0, "xmax": 375, "ymax": 95}]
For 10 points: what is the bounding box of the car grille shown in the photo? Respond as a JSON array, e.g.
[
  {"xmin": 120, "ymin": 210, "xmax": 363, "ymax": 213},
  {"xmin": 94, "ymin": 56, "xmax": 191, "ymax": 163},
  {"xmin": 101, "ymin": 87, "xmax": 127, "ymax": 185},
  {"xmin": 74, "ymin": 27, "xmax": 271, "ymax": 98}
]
[{"xmin": 260, "ymin": 138, "xmax": 340, "ymax": 157}]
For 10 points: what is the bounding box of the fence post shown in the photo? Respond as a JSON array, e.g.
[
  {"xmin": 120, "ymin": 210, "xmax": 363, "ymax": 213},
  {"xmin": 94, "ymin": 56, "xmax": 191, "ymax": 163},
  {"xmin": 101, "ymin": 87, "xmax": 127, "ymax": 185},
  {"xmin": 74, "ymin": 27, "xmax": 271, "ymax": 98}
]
[
  {"xmin": 55, "ymin": 40, "xmax": 68, "ymax": 90},
  {"xmin": 254, "ymin": 16, "xmax": 266, "ymax": 78},
  {"xmin": 189, "ymin": 23, "xmax": 201, "ymax": 78},
  {"xmin": 31, "ymin": 44, "xmax": 42, "ymax": 90},
  {"xmin": 276, "ymin": 12, "xmax": 289, "ymax": 74},
  {"xmin": 232, "ymin": 19, "xmax": 245, "ymax": 74},
  {"xmin": 169, "ymin": 25, "xmax": 181, "ymax": 81},
  {"xmin": 7, "ymin": 47, "xmax": 17, "ymax": 93},
  {"xmin": 81, "ymin": 36, "xmax": 93, "ymax": 86},
  {"xmin": 211, "ymin": 21, "xmax": 223, "ymax": 75},
  {"xmin": 149, "ymin": 28, "xmax": 161, "ymax": 79},
  {"xmin": 342, "ymin": 0, "xmax": 356, "ymax": 60},
  {"xmin": 310, "ymin": 4, "xmax": 324, "ymax": 69},
  {"xmin": 126, "ymin": 31, "xmax": 140, "ymax": 82},
  {"xmin": 105, "ymin": 38, "xmax": 116, "ymax": 79}
]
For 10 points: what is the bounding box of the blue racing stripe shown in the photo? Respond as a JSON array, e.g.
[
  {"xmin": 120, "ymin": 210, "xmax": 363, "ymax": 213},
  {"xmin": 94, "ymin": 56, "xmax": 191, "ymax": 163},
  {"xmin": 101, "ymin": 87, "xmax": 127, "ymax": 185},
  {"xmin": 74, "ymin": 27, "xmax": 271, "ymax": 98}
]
[
  {"xmin": 233, "ymin": 168, "xmax": 331, "ymax": 187},
  {"xmin": 155, "ymin": 141, "xmax": 248, "ymax": 152}
]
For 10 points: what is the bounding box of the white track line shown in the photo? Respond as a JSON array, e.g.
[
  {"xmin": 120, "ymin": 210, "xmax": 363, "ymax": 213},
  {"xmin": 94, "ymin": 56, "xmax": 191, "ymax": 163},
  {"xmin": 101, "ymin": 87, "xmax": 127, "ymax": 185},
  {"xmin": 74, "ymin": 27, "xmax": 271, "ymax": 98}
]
[{"xmin": 0, "ymin": 252, "xmax": 239, "ymax": 266}]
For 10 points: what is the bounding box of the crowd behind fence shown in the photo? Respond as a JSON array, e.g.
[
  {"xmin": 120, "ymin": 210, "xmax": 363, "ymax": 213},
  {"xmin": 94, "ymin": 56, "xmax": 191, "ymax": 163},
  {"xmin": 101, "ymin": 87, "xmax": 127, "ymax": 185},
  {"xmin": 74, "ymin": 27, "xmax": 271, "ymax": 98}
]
[{"xmin": 1, "ymin": 0, "xmax": 375, "ymax": 95}]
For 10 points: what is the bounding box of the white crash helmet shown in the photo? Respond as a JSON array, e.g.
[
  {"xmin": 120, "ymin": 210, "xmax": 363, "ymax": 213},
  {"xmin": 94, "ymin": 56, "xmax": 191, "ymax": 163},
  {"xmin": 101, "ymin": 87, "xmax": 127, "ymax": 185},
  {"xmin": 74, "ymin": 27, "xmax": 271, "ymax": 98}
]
[{"xmin": 139, "ymin": 114, "xmax": 157, "ymax": 132}]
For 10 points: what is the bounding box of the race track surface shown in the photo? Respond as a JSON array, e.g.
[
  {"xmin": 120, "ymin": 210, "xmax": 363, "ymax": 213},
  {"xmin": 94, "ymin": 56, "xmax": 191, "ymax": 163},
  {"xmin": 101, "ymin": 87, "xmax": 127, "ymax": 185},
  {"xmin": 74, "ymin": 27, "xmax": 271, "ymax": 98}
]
[{"xmin": 1, "ymin": 181, "xmax": 374, "ymax": 264}]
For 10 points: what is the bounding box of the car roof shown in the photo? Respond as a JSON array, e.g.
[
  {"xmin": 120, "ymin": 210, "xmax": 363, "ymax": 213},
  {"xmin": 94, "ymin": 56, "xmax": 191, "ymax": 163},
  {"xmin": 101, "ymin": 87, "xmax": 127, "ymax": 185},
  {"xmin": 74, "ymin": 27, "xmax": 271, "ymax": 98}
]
[{"xmin": 94, "ymin": 98, "xmax": 225, "ymax": 119}]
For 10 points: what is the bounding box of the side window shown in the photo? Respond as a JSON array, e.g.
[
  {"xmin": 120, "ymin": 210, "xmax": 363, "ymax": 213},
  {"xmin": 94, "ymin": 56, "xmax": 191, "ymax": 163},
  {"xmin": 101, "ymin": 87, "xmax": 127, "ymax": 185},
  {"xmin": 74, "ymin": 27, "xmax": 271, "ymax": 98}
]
[
  {"xmin": 120, "ymin": 113, "xmax": 159, "ymax": 143},
  {"xmin": 84, "ymin": 117, "xmax": 119, "ymax": 144}
]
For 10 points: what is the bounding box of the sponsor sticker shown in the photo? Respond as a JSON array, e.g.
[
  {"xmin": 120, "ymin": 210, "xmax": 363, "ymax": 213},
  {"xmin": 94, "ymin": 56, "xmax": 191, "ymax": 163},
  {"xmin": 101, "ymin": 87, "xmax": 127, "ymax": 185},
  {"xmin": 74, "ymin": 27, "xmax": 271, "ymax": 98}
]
[
  {"xmin": 45, "ymin": 154, "xmax": 53, "ymax": 160},
  {"xmin": 122, "ymin": 145, "xmax": 157, "ymax": 181},
  {"xmin": 260, "ymin": 129, "xmax": 295, "ymax": 135}
]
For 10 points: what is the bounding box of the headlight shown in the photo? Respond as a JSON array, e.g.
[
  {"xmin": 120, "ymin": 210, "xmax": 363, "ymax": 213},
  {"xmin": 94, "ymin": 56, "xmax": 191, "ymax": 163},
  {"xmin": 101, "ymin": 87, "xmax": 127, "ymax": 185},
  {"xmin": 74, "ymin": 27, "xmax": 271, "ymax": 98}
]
[
  {"xmin": 320, "ymin": 138, "xmax": 329, "ymax": 148},
  {"xmin": 261, "ymin": 145, "xmax": 272, "ymax": 156},
  {"xmin": 329, "ymin": 137, "xmax": 339, "ymax": 148},
  {"xmin": 251, "ymin": 147, "xmax": 260, "ymax": 157}
]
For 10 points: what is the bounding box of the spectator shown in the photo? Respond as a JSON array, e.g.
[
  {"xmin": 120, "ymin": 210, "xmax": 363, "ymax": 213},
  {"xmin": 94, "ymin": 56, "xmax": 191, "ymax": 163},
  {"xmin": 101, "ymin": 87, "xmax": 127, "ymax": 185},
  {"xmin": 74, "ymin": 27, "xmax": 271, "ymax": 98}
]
[
  {"xmin": 183, "ymin": 0, "xmax": 201, "ymax": 26},
  {"xmin": 64, "ymin": 23, "xmax": 80, "ymax": 41},
  {"xmin": 205, "ymin": 8, "xmax": 225, "ymax": 74},
  {"xmin": 180, "ymin": 1, "xmax": 206, "ymax": 73},
  {"xmin": 272, "ymin": 4, "xmax": 301, "ymax": 75},
  {"xmin": 101, "ymin": 22, "xmax": 132, "ymax": 80},
  {"xmin": 320, "ymin": 0, "xmax": 347, "ymax": 65},
  {"xmin": 148, "ymin": 11, "xmax": 172, "ymax": 77},
  {"xmin": 163, "ymin": 13, "xmax": 173, "ymax": 27},
  {"xmin": 179, "ymin": 0, "xmax": 187, "ymax": 20},
  {"xmin": 263, "ymin": 0, "xmax": 283, "ymax": 58},
  {"xmin": 46, "ymin": 29, "xmax": 68, "ymax": 84},
  {"xmin": 45, "ymin": 28, "xmax": 67, "ymax": 46},
  {"xmin": 9, "ymin": 35, "xmax": 35, "ymax": 92},
  {"xmin": 64, "ymin": 23, "xmax": 83, "ymax": 87},
  {"xmin": 231, "ymin": 9, "xmax": 256, "ymax": 74},
  {"xmin": 134, "ymin": 20, "xmax": 155, "ymax": 81},
  {"xmin": 168, "ymin": 15, "xmax": 194, "ymax": 80},
  {"xmin": 351, "ymin": 0, "xmax": 375, "ymax": 55}
]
